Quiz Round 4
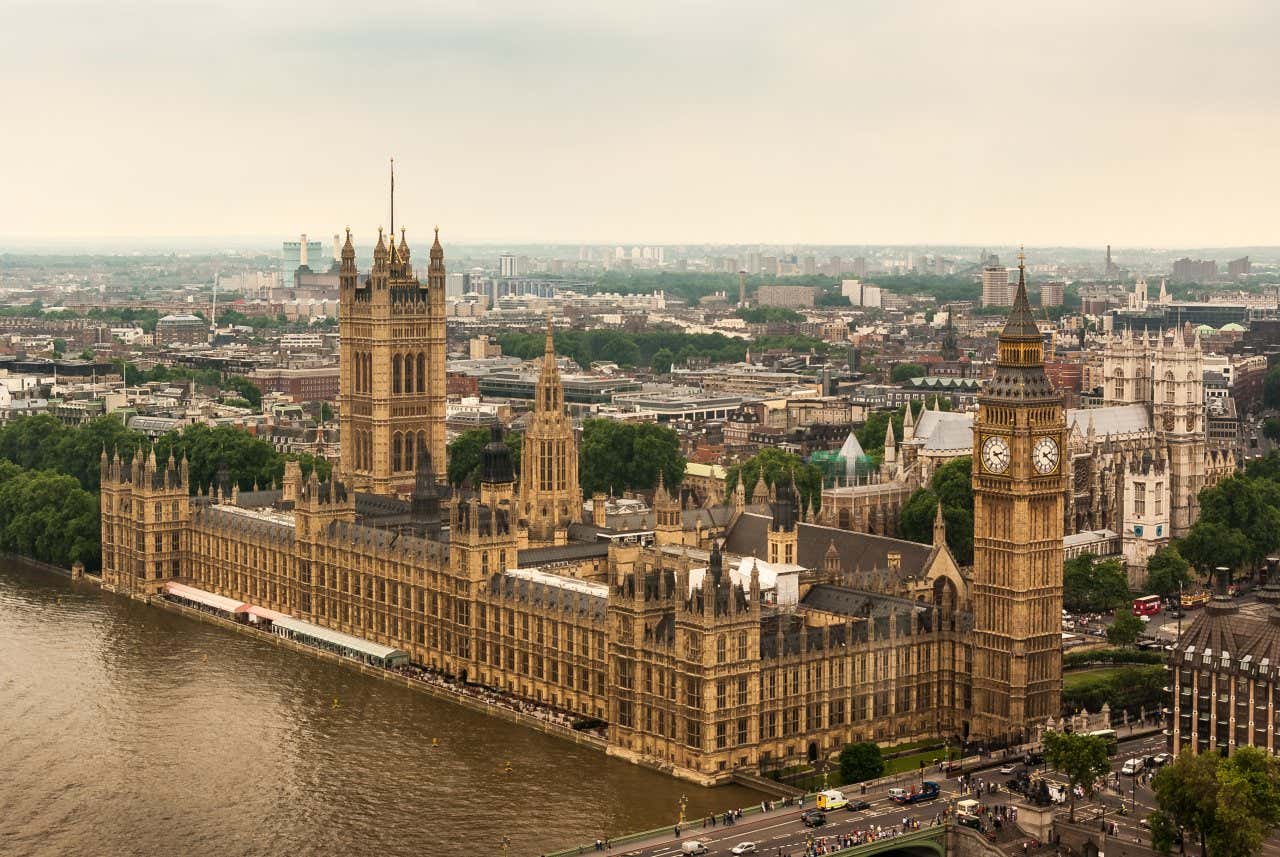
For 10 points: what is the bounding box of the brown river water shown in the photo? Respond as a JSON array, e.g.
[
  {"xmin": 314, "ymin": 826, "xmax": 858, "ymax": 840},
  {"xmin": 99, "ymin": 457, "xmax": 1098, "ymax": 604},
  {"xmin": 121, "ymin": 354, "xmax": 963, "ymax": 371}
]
[{"xmin": 0, "ymin": 561, "xmax": 757, "ymax": 857}]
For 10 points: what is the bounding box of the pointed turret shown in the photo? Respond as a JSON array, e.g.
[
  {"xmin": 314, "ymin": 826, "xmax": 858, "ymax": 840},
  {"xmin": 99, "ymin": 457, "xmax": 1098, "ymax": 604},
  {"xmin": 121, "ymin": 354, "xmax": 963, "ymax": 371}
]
[
  {"xmin": 933, "ymin": 500, "xmax": 947, "ymax": 548},
  {"xmin": 883, "ymin": 418, "xmax": 897, "ymax": 465},
  {"xmin": 902, "ymin": 400, "xmax": 916, "ymax": 441},
  {"xmin": 373, "ymin": 227, "xmax": 389, "ymax": 269},
  {"xmin": 429, "ymin": 226, "xmax": 444, "ymax": 272}
]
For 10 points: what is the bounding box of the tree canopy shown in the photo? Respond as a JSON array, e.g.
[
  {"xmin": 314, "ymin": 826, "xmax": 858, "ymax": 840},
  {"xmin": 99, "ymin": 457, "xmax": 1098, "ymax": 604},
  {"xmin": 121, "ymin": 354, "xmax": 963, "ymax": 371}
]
[
  {"xmin": 1150, "ymin": 747, "xmax": 1280, "ymax": 857},
  {"xmin": 890, "ymin": 362, "xmax": 927, "ymax": 383},
  {"xmin": 899, "ymin": 456, "xmax": 973, "ymax": 564},
  {"xmin": 445, "ymin": 429, "xmax": 523, "ymax": 488},
  {"xmin": 737, "ymin": 306, "xmax": 802, "ymax": 324},
  {"xmin": 1146, "ymin": 546, "xmax": 1194, "ymax": 599},
  {"xmin": 838, "ymin": 742, "xmax": 885, "ymax": 784},
  {"xmin": 1106, "ymin": 610, "xmax": 1145, "ymax": 647},
  {"xmin": 0, "ymin": 461, "xmax": 100, "ymax": 570},
  {"xmin": 1043, "ymin": 731, "xmax": 1112, "ymax": 821},
  {"xmin": 578, "ymin": 420, "xmax": 684, "ymax": 495},
  {"xmin": 1063, "ymin": 552, "xmax": 1130, "ymax": 613},
  {"xmin": 724, "ymin": 447, "xmax": 823, "ymax": 514}
]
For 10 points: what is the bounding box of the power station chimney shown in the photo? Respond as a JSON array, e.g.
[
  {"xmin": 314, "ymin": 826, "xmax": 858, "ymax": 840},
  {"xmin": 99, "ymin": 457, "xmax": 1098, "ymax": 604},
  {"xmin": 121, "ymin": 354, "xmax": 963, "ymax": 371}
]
[{"xmin": 299, "ymin": 233, "xmax": 309, "ymax": 268}]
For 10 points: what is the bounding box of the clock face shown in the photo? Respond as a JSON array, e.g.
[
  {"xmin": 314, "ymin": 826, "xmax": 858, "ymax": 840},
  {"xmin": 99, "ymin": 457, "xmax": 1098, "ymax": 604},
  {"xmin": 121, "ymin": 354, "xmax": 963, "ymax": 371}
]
[
  {"xmin": 981, "ymin": 435, "xmax": 1010, "ymax": 474},
  {"xmin": 1032, "ymin": 436, "xmax": 1060, "ymax": 475}
]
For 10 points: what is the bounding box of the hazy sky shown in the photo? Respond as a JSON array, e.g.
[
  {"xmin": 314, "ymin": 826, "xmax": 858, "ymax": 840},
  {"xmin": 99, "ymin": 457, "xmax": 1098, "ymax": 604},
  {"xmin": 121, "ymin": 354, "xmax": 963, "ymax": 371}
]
[{"xmin": 2, "ymin": 0, "xmax": 1277, "ymax": 247}]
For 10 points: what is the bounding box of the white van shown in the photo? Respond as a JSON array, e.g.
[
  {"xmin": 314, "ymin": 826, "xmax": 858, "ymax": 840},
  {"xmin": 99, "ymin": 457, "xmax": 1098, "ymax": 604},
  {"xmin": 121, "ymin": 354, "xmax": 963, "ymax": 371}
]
[
  {"xmin": 887, "ymin": 787, "xmax": 908, "ymax": 801},
  {"xmin": 681, "ymin": 842, "xmax": 709, "ymax": 856},
  {"xmin": 1121, "ymin": 758, "xmax": 1145, "ymax": 776}
]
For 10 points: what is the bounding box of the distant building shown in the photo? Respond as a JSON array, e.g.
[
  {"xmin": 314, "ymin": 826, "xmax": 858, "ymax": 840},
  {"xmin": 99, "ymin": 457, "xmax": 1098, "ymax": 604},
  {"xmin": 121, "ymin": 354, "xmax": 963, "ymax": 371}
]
[
  {"xmin": 1228, "ymin": 256, "xmax": 1251, "ymax": 279},
  {"xmin": 1172, "ymin": 257, "xmax": 1217, "ymax": 283},
  {"xmin": 249, "ymin": 366, "xmax": 340, "ymax": 401},
  {"xmin": 840, "ymin": 279, "xmax": 882, "ymax": 308},
  {"xmin": 981, "ymin": 266, "xmax": 1011, "ymax": 307},
  {"xmin": 755, "ymin": 285, "xmax": 816, "ymax": 308},
  {"xmin": 1039, "ymin": 281, "xmax": 1064, "ymax": 308},
  {"xmin": 500, "ymin": 255, "xmax": 518, "ymax": 277},
  {"xmin": 282, "ymin": 234, "xmax": 326, "ymax": 277},
  {"xmin": 154, "ymin": 314, "xmax": 207, "ymax": 346}
]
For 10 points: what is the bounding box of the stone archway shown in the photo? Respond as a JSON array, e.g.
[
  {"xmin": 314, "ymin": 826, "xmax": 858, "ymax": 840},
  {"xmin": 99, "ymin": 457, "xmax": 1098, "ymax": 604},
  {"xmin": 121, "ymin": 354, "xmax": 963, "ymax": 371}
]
[{"xmin": 807, "ymin": 741, "xmax": 819, "ymax": 763}]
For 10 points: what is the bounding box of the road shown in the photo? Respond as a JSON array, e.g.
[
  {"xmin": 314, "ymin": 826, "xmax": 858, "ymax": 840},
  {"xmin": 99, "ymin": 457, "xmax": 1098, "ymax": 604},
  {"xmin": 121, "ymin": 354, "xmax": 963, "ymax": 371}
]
[
  {"xmin": 590, "ymin": 732, "xmax": 1280, "ymax": 857},
  {"xmin": 601, "ymin": 769, "xmax": 1030, "ymax": 857}
]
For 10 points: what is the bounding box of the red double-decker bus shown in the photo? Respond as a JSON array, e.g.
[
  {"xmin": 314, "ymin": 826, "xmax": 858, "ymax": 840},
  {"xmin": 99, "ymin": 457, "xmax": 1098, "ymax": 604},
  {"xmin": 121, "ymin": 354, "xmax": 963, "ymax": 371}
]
[{"xmin": 1132, "ymin": 594, "xmax": 1161, "ymax": 616}]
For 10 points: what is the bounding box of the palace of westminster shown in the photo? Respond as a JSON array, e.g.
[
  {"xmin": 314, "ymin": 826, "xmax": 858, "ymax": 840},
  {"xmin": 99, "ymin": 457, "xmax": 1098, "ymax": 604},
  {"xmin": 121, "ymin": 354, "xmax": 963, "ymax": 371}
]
[{"xmin": 100, "ymin": 217, "xmax": 1188, "ymax": 783}]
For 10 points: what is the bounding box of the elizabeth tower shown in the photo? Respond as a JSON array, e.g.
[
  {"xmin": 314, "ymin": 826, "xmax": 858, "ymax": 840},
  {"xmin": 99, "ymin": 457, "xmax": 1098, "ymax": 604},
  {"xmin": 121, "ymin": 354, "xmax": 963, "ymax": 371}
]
[{"xmin": 970, "ymin": 252, "xmax": 1066, "ymax": 744}]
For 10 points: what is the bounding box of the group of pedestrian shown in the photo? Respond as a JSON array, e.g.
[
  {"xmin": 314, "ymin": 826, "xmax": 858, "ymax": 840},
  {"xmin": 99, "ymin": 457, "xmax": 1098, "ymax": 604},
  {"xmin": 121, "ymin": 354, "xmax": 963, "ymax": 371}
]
[{"xmin": 701, "ymin": 808, "xmax": 744, "ymax": 828}]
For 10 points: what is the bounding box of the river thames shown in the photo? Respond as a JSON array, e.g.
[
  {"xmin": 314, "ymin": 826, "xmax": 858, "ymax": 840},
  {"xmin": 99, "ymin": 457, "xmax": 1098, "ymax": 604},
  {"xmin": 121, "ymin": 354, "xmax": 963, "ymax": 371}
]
[{"xmin": 0, "ymin": 561, "xmax": 758, "ymax": 857}]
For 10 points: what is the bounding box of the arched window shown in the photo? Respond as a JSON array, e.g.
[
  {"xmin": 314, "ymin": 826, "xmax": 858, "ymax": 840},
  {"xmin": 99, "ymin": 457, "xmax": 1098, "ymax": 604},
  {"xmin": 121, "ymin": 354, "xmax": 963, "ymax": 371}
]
[
  {"xmin": 392, "ymin": 433, "xmax": 402, "ymax": 472},
  {"xmin": 1165, "ymin": 371, "xmax": 1175, "ymax": 404},
  {"xmin": 392, "ymin": 354, "xmax": 402, "ymax": 394},
  {"xmin": 1112, "ymin": 368, "xmax": 1126, "ymax": 401},
  {"xmin": 417, "ymin": 352, "xmax": 426, "ymax": 393},
  {"xmin": 404, "ymin": 352, "xmax": 414, "ymax": 395},
  {"xmin": 405, "ymin": 432, "xmax": 415, "ymax": 472},
  {"xmin": 717, "ymin": 635, "xmax": 727, "ymax": 664}
]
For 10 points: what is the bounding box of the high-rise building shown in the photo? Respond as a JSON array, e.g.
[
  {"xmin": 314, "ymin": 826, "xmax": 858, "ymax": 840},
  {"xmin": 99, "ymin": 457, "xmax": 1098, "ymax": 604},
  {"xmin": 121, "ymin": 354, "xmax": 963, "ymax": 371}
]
[
  {"xmin": 981, "ymin": 265, "xmax": 1012, "ymax": 307},
  {"xmin": 1228, "ymin": 256, "xmax": 1251, "ymax": 279},
  {"xmin": 802, "ymin": 255, "xmax": 816, "ymax": 276},
  {"xmin": 1171, "ymin": 257, "xmax": 1217, "ymax": 283},
  {"xmin": 971, "ymin": 254, "xmax": 1066, "ymax": 743},
  {"xmin": 499, "ymin": 254, "xmax": 518, "ymax": 278},
  {"xmin": 852, "ymin": 257, "xmax": 868, "ymax": 278},
  {"xmin": 1039, "ymin": 281, "xmax": 1064, "ymax": 308},
  {"xmin": 519, "ymin": 321, "xmax": 583, "ymax": 547},
  {"xmin": 338, "ymin": 218, "xmax": 446, "ymax": 496}
]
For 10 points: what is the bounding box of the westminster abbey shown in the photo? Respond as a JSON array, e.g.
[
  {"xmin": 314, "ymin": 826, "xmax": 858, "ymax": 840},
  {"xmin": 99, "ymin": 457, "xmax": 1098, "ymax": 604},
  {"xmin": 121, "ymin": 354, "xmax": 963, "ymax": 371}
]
[{"xmin": 101, "ymin": 225, "xmax": 1065, "ymax": 784}]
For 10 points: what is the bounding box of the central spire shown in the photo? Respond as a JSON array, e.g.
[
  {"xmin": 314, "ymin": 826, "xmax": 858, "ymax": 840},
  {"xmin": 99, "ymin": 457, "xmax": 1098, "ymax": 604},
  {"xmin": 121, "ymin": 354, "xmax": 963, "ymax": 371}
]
[{"xmin": 389, "ymin": 157, "xmax": 395, "ymax": 237}]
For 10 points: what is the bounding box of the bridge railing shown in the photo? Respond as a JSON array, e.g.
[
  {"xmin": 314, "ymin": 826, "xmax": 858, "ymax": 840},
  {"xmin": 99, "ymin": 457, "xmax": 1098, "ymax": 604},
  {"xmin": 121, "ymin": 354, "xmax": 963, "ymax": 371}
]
[
  {"xmin": 819, "ymin": 824, "xmax": 947, "ymax": 857},
  {"xmin": 544, "ymin": 798, "xmax": 798, "ymax": 857}
]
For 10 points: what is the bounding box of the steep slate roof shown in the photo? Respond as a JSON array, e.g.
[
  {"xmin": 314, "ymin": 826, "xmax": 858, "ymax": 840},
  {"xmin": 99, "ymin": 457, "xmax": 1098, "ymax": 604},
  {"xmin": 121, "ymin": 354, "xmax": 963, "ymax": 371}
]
[
  {"xmin": 922, "ymin": 414, "xmax": 974, "ymax": 452},
  {"xmin": 723, "ymin": 513, "xmax": 936, "ymax": 579},
  {"xmin": 517, "ymin": 542, "xmax": 610, "ymax": 567},
  {"xmin": 1177, "ymin": 603, "xmax": 1280, "ymax": 670},
  {"xmin": 1066, "ymin": 404, "xmax": 1151, "ymax": 437}
]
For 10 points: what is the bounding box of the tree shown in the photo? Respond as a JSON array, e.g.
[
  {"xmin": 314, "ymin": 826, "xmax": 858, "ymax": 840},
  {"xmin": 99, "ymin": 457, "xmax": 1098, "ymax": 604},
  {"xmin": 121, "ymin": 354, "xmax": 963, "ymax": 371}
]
[
  {"xmin": 223, "ymin": 375, "xmax": 263, "ymax": 410},
  {"xmin": 1263, "ymin": 366, "xmax": 1280, "ymax": 409},
  {"xmin": 1146, "ymin": 547, "xmax": 1194, "ymax": 599},
  {"xmin": 1150, "ymin": 751, "xmax": 1224, "ymax": 857},
  {"xmin": 1212, "ymin": 747, "xmax": 1280, "ymax": 857},
  {"xmin": 1042, "ymin": 731, "xmax": 1111, "ymax": 821},
  {"xmin": 445, "ymin": 429, "xmax": 523, "ymax": 488},
  {"xmin": 1063, "ymin": 553, "xmax": 1131, "ymax": 613},
  {"xmin": 890, "ymin": 362, "xmax": 926, "ymax": 383},
  {"xmin": 838, "ymin": 742, "xmax": 884, "ymax": 784},
  {"xmin": 1264, "ymin": 418, "xmax": 1280, "ymax": 443},
  {"xmin": 52, "ymin": 338, "xmax": 66, "ymax": 356},
  {"xmin": 578, "ymin": 420, "xmax": 684, "ymax": 496},
  {"xmin": 1106, "ymin": 611, "xmax": 1145, "ymax": 647},
  {"xmin": 650, "ymin": 347, "xmax": 675, "ymax": 374},
  {"xmin": 1196, "ymin": 476, "xmax": 1280, "ymax": 566},
  {"xmin": 1179, "ymin": 520, "xmax": 1252, "ymax": 578},
  {"xmin": 899, "ymin": 457, "xmax": 973, "ymax": 564},
  {"xmin": 724, "ymin": 447, "xmax": 823, "ymax": 514}
]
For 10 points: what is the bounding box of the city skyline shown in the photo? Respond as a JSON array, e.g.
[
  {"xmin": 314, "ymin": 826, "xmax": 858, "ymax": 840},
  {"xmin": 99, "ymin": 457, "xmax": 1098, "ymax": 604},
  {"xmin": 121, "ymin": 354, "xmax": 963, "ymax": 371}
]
[{"xmin": 3, "ymin": 1, "xmax": 1278, "ymax": 246}]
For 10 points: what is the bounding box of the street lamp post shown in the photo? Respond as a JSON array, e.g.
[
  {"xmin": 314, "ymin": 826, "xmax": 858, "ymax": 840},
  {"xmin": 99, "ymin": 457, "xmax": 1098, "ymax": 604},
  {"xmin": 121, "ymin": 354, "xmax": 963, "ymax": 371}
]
[{"xmin": 678, "ymin": 794, "xmax": 688, "ymax": 827}]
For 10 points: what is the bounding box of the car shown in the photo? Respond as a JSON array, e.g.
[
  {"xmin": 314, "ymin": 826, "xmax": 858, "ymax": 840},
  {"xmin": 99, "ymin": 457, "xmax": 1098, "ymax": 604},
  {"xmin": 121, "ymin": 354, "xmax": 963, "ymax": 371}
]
[
  {"xmin": 1153, "ymin": 753, "xmax": 1173, "ymax": 766},
  {"xmin": 999, "ymin": 763, "xmax": 1019, "ymax": 774},
  {"xmin": 1166, "ymin": 608, "xmax": 1185, "ymax": 618},
  {"xmin": 801, "ymin": 810, "xmax": 827, "ymax": 828},
  {"xmin": 681, "ymin": 842, "xmax": 709, "ymax": 856},
  {"xmin": 730, "ymin": 843, "xmax": 758, "ymax": 855},
  {"xmin": 847, "ymin": 800, "xmax": 871, "ymax": 811}
]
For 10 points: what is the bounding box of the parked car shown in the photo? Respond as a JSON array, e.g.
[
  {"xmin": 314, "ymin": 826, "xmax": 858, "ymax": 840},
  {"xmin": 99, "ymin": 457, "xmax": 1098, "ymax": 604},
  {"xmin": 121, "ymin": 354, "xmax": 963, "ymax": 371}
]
[{"xmin": 730, "ymin": 843, "xmax": 758, "ymax": 855}]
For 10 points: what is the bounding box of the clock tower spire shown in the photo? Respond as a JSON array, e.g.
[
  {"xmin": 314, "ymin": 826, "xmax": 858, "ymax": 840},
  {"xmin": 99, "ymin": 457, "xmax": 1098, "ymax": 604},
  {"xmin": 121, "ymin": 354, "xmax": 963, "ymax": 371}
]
[{"xmin": 970, "ymin": 248, "xmax": 1067, "ymax": 745}]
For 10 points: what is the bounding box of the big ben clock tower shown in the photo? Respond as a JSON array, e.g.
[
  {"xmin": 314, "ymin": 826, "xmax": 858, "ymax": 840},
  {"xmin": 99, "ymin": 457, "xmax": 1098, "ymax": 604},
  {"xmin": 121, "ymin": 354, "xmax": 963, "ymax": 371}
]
[{"xmin": 970, "ymin": 251, "xmax": 1066, "ymax": 745}]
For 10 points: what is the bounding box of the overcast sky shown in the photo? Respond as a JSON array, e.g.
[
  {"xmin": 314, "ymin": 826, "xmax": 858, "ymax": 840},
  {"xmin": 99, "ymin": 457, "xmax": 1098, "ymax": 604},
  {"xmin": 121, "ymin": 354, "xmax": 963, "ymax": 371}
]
[{"xmin": 2, "ymin": 0, "xmax": 1277, "ymax": 247}]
